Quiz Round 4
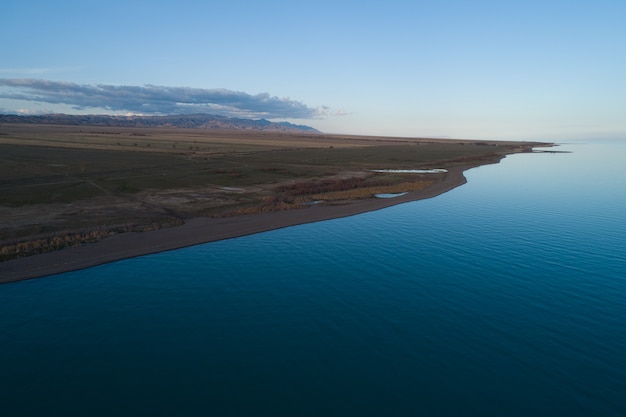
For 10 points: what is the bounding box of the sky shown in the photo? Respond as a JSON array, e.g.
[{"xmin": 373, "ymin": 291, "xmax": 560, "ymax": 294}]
[{"xmin": 2, "ymin": 0, "xmax": 625, "ymax": 140}]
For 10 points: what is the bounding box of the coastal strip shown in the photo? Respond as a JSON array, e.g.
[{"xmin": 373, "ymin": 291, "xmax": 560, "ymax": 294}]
[{"xmin": 0, "ymin": 166, "xmax": 469, "ymax": 284}]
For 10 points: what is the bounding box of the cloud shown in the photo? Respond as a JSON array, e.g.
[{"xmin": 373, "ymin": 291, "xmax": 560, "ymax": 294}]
[
  {"xmin": 313, "ymin": 106, "xmax": 352, "ymax": 117},
  {"xmin": 0, "ymin": 67, "xmax": 84, "ymax": 75},
  {"xmin": 0, "ymin": 68, "xmax": 51, "ymax": 75},
  {"xmin": 331, "ymin": 109, "xmax": 352, "ymax": 116},
  {"xmin": 0, "ymin": 78, "xmax": 323, "ymax": 119}
]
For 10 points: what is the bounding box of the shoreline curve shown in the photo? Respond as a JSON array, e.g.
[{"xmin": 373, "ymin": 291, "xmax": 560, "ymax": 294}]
[{"xmin": 0, "ymin": 165, "xmax": 469, "ymax": 284}]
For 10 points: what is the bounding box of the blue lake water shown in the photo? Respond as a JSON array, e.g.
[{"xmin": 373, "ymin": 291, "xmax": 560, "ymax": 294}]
[{"xmin": 1, "ymin": 140, "xmax": 626, "ymax": 416}]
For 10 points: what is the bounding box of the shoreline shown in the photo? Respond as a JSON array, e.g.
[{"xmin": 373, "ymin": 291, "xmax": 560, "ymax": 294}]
[{"xmin": 0, "ymin": 165, "xmax": 470, "ymax": 284}]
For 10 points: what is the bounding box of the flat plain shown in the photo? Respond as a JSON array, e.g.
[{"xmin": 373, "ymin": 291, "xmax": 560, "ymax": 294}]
[{"xmin": 0, "ymin": 123, "xmax": 545, "ymax": 262}]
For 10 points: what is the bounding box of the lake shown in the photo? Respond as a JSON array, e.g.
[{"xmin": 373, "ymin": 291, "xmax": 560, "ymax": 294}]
[{"xmin": 1, "ymin": 140, "xmax": 625, "ymax": 416}]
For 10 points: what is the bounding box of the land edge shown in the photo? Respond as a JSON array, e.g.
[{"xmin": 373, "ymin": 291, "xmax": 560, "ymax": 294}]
[{"xmin": 0, "ymin": 164, "xmax": 471, "ymax": 284}]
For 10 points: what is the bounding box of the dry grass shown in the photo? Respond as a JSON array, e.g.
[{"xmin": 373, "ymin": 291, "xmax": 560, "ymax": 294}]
[
  {"xmin": 312, "ymin": 180, "xmax": 436, "ymax": 200},
  {"xmin": 216, "ymin": 177, "xmax": 437, "ymax": 216},
  {"xmin": 218, "ymin": 196, "xmax": 305, "ymax": 217},
  {"xmin": 0, "ymin": 218, "xmax": 183, "ymax": 261},
  {"xmin": 0, "ymin": 123, "xmax": 548, "ymax": 260}
]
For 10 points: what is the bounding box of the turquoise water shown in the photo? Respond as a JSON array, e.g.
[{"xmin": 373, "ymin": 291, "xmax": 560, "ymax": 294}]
[{"xmin": 1, "ymin": 140, "xmax": 626, "ymax": 416}]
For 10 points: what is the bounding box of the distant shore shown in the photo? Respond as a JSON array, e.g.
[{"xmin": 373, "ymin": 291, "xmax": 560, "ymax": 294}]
[{"xmin": 0, "ymin": 165, "xmax": 471, "ymax": 284}]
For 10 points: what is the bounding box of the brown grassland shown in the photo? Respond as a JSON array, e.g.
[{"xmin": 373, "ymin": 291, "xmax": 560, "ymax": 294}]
[{"xmin": 0, "ymin": 123, "xmax": 547, "ymax": 262}]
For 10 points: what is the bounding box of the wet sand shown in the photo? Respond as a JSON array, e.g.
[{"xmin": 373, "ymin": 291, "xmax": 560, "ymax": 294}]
[{"xmin": 0, "ymin": 166, "xmax": 468, "ymax": 284}]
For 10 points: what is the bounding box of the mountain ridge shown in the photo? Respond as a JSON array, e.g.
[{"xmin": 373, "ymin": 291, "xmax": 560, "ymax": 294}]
[{"xmin": 0, "ymin": 113, "xmax": 320, "ymax": 133}]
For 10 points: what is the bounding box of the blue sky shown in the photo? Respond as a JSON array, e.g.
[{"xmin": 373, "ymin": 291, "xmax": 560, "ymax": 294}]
[{"xmin": 2, "ymin": 0, "xmax": 625, "ymax": 140}]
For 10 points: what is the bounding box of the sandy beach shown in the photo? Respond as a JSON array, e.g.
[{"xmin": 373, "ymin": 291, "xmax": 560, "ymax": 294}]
[{"xmin": 0, "ymin": 166, "xmax": 469, "ymax": 284}]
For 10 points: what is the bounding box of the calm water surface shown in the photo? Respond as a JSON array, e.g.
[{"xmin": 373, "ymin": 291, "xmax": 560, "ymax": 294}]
[{"xmin": 1, "ymin": 140, "xmax": 625, "ymax": 416}]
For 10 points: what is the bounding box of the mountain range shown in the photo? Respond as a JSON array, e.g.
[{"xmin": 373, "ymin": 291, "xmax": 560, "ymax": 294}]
[{"xmin": 0, "ymin": 113, "xmax": 320, "ymax": 133}]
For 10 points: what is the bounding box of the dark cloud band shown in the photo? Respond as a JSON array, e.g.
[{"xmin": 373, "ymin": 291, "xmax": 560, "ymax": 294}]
[{"xmin": 0, "ymin": 78, "xmax": 322, "ymax": 119}]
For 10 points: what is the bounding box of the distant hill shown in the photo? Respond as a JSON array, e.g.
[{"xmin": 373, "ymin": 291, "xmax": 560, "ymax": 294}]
[{"xmin": 0, "ymin": 113, "xmax": 320, "ymax": 133}]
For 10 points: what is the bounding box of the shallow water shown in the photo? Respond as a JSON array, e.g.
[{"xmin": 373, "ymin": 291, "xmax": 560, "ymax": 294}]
[
  {"xmin": 375, "ymin": 192, "xmax": 408, "ymax": 198},
  {"xmin": 1, "ymin": 140, "xmax": 625, "ymax": 416}
]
